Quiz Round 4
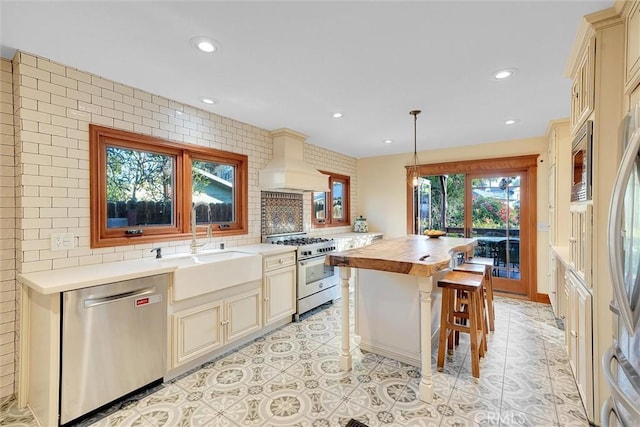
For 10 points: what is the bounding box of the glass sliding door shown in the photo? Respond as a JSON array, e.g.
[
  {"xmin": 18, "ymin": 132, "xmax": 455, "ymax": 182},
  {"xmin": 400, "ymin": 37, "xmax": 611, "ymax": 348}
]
[
  {"xmin": 417, "ymin": 174, "xmax": 465, "ymax": 236},
  {"xmin": 414, "ymin": 170, "xmax": 529, "ymax": 297},
  {"xmin": 466, "ymin": 173, "xmax": 527, "ymax": 296}
]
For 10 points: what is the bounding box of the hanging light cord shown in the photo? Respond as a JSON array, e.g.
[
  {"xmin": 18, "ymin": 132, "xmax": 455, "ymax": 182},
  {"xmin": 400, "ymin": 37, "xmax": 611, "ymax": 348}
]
[{"xmin": 410, "ymin": 110, "xmax": 421, "ymax": 186}]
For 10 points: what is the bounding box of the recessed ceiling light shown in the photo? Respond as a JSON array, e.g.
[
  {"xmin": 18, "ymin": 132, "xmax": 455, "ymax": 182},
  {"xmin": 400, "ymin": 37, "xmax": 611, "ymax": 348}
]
[
  {"xmin": 190, "ymin": 36, "xmax": 220, "ymax": 54},
  {"xmin": 200, "ymin": 97, "xmax": 217, "ymax": 105},
  {"xmin": 384, "ymin": 139, "xmax": 393, "ymax": 144},
  {"xmin": 493, "ymin": 68, "xmax": 516, "ymax": 80},
  {"xmin": 332, "ymin": 112, "xmax": 343, "ymax": 119},
  {"xmin": 505, "ymin": 119, "xmax": 519, "ymax": 125}
]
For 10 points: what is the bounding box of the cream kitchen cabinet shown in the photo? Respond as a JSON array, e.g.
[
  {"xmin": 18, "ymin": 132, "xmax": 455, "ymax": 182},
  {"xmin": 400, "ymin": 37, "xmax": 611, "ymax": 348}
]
[
  {"xmin": 625, "ymin": 0, "xmax": 640, "ymax": 93},
  {"xmin": 569, "ymin": 203, "xmax": 592, "ymax": 288},
  {"xmin": 570, "ymin": 39, "xmax": 595, "ymax": 133},
  {"xmin": 546, "ymin": 120, "xmax": 570, "ymax": 247},
  {"xmin": 171, "ymin": 287, "xmax": 262, "ymax": 368},
  {"xmin": 262, "ymin": 251, "xmax": 296, "ymax": 325},
  {"xmin": 549, "ymin": 253, "xmax": 558, "ymax": 315},
  {"xmin": 172, "ymin": 300, "xmax": 223, "ymax": 366},
  {"xmin": 565, "ymin": 269, "xmax": 594, "ymax": 421}
]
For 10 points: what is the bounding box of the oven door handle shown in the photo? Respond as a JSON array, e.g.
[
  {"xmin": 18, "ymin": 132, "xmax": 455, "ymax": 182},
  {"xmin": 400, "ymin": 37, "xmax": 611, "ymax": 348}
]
[{"xmin": 299, "ymin": 256, "xmax": 326, "ymax": 267}]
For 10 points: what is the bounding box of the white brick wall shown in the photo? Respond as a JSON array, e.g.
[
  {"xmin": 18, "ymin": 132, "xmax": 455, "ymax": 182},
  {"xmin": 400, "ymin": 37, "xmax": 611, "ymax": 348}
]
[
  {"xmin": 3, "ymin": 51, "xmax": 358, "ymax": 398},
  {"xmin": 0, "ymin": 58, "xmax": 16, "ymax": 399},
  {"xmin": 305, "ymin": 143, "xmax": 358, "ymax": 237}
]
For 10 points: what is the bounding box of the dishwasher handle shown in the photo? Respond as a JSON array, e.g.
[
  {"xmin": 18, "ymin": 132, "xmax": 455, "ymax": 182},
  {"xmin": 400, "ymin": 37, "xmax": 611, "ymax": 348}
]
[{"xmin": 84, "ymin": 287, "xmax": 156, "ymax": 309}]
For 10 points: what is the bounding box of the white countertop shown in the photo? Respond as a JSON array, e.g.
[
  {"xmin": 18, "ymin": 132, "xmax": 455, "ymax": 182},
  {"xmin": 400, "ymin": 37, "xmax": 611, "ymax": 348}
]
[
  {"xmin": 326, "ymin": 232, "xmax": 383, "ymax": 240},
  {"xmin": 18, "ymin": 244, "xmax": 295, "ymax": 295},
  {"xmin": 551, "ymin": 245, "xmax": 571, "ymax": 267}
]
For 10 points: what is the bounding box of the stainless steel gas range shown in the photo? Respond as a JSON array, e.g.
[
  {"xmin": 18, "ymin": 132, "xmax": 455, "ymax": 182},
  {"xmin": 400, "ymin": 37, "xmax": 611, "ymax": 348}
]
[{"xmin": 264, "ymin": 233, "xmax": 338, "ymax": 321}]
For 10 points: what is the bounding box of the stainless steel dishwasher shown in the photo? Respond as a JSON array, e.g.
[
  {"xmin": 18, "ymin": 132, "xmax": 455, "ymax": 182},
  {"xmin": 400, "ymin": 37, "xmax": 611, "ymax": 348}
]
[{"xmin": 60, "ymin": 274, "xmax": 167, "ymax": 425}]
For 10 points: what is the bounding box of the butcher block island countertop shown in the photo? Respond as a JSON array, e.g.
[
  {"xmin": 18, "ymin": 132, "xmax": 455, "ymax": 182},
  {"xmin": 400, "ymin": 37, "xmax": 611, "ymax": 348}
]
[
  {"xmin": 326, "ymin": 234, "xmax": 477, "ymax": 275},
  {"xmin": 326, "ymin": 234, "xmax": 477, "ymax": 405}
]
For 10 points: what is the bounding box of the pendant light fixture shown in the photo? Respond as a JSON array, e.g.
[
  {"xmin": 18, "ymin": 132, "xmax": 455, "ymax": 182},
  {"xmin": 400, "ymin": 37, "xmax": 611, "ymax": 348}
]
[{"xmin": 409, "ymin": 110, "xmax": 421, "ymax": 187}]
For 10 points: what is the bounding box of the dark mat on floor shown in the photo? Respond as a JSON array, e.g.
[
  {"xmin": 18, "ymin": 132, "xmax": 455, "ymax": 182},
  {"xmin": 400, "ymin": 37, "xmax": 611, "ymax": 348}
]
[{"xmin": 346, "ymin": 419, "xmax": 369, "ymax": 427}]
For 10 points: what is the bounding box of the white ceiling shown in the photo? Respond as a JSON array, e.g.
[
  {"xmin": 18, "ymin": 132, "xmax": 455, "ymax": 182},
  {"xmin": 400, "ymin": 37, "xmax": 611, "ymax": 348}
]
[{"xmin": 0, "ymin": 1, "xmax": 612, "ymax": 159}]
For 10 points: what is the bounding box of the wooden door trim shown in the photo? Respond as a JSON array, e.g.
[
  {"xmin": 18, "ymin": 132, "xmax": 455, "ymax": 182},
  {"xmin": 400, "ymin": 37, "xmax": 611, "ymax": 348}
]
[{"xmin": 405, "ymin": 154, "xmax": 539, "ymax": 300}]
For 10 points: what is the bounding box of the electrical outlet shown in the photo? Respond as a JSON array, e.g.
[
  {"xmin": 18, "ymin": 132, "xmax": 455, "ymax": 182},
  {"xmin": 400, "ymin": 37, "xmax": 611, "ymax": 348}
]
[{"xmin": 50, "ymin": 232, "xmax": 75, "ymax": 251}]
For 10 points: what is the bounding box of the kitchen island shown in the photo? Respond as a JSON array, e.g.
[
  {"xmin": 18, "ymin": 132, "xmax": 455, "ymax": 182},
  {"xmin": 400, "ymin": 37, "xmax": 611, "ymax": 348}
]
[{"xmin": 326, "ymin": 235, "xmax": 477, "ymax": 403}]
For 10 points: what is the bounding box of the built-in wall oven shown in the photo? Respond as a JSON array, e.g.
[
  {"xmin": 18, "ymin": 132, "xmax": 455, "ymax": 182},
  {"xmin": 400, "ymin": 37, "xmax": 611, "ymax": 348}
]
[
  {"xmin": 571, "ymin": 120, "xmax": 593, "ymax": 202},
  {"xmin": 264, "ymin": 233, "xmax": 338, "ymax": 321}
]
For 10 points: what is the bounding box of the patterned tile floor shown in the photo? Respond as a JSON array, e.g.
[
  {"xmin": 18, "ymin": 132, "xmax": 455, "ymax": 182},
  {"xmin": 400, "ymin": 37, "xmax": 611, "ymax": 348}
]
[{"xmin": 0, "ymin": 296, "xmax": 589, "ymax": 426}]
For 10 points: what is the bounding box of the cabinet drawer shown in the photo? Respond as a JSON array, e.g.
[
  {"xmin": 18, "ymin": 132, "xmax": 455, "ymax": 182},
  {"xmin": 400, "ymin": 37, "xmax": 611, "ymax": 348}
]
[{"xmin": 264, "ymin": 251, "xmax": 296, "ymax": 272}]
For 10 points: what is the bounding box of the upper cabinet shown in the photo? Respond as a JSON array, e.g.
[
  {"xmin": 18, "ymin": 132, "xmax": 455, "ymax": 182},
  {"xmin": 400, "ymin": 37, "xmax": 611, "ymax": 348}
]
[
  {"xmin": 546, "ymin": 120, "xmax": 571, "ymax": 247},
  {"xmin": 570, "ymin": 39, "xmax": 596, "ymax": 133},
  {"xmin": 624, "ymin": 0, "xmax": 640, "ymax": 93}
]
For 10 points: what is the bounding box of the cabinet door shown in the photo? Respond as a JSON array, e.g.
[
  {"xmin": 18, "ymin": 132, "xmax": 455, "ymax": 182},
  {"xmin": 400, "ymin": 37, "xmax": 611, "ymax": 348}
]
[
  {"xmin": 575, "ymin": 282, "xmax": 594, "ymax": 420},
  {"xmin": 563, "ymin": 274, "xmax": 571, "ymax": 352},
  {"xmin": 626, "ymin": 1, "xmax": 640, "ymax": 91},
  {"xmin": 567, "ymin": 277, "xmax": 578, "ymax": 375},
  {"xmin": 549, "ymin": 254, "xmax": 558, "ymax": 316},
  {"xmin": 172, "ymin": 300, "xmax": 223, "ymax": 367},
  {"xmin": 569, "ymin": 204, "xmax": 592, "ymax": 287},
  {"xmin": 570, "ymin": 41, "xmax": 595, "ymax": 132},
  {"xmin": 264, "ymin": 265, "xmax": 296, "ymax": 325},
  {"xmin": 225, "ymin": 288, "xmax": 262, "ymax": 343},
  {"xmin": 548, "ymin": 165, "xmax": 556, "ymax": 209}
]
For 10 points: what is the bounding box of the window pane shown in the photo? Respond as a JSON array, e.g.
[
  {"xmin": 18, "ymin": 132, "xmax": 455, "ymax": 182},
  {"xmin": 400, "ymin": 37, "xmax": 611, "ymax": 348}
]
[
  {"xmin": 313, "ymin": 192, "xmax": 327, "ymax": 222},
  {"xmin": 332, "ymin": 181, "xmax": 344, "ymax": 220},
  {"xmin": 192, "ymin": 160, "xmax": 235, "ymax": 223},
  {"xmin": 422, "ymin": 174, "xmax": 464, "ymax": 236},
  {"xmin": 106, "ymin": 146, "xmax": 174, "ymax": 228}
]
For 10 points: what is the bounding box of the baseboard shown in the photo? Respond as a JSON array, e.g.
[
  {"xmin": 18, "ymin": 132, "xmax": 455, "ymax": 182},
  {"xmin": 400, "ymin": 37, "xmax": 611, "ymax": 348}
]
[{"xmin": 536, "ymin": 293, "xmax": 551, "ymax": 304}]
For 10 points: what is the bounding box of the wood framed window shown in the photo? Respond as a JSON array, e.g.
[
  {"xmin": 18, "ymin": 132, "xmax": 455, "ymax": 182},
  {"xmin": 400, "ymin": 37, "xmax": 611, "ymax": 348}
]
[
  {"xmin": 90, "ymin": 125, "xmax": 248, "ymax": 248},
  {"xmin": 312, "ymin": 171, "xmax": 350, "ymax": 227}
]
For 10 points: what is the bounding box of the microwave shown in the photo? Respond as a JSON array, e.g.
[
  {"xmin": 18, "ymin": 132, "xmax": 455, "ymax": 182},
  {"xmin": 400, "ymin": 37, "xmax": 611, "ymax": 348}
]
[{"xmin": 571, "ymin": 120, "xmax": 593, "ymax": 202}]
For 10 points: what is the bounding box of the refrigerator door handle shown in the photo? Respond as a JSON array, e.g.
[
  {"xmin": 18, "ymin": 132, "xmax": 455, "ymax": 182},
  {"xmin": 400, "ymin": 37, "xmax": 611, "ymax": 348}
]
[
  {"xmin": 609, "ymin": 300, "xmax": 620, "ymax": 316},
  {"xmin": 608, "ymin": 126, "xmax": 640, "ymax": 334},
  {"xmin": 601, "ymin": 397, "xmax": 623, "ymax": 427},
  {"xmin": 602, "ymin": 346, "xmax": 640, "ymax": 422}
]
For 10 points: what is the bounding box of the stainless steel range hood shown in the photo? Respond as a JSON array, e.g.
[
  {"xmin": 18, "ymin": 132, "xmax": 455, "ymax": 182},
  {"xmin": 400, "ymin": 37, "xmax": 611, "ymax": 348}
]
[{"xmin": 259, "ymin": 128, "xmax": 330, "ymax": 192}]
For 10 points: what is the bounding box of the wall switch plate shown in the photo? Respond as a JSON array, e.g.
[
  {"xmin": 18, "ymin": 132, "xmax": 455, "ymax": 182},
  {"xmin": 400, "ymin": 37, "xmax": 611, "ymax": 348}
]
[
  {"xmin": 537, "ymin": 223, "xmax": 550, "ymax": 232},
  {"xmin": 51, "ymin": 232, "xmax": 75, "ymax": 251}
]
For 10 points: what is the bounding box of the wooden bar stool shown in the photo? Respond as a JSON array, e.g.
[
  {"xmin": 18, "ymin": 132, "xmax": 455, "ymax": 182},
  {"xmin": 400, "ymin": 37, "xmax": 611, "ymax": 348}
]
[
  {"xmin": 466, "ymin": 257, "xmax": 496, "ymax": 332},
  {"xmin": 453, "ymin": 262, "xmax": 490, "ymax": 338},
  {"xmin": 437, "ymin": 271, "xmax": 486, "ymax": 378}
]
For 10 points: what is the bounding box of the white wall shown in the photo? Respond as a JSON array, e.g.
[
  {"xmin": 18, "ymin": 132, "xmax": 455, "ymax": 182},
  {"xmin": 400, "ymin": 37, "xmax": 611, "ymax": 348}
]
[
  {"xmin": 357, "ymin": 136, "xmax": 550, "ymax": 295},
  {"xmin": 0, "ymin": 58, "xmax": 16, "ymax": 398}
]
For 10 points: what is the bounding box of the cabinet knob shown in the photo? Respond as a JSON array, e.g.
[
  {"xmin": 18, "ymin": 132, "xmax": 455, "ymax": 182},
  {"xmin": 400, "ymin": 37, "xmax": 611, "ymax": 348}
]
[
  {"xmin": 264, "ymin": 297, "xmax": 269, "ymax": 302},
  {"xmin": 221, "ymin": 320, "xmax": 229, "ymax": 326},
  {"xmin": 279, "ymin": 259, "xmax": 283, "ymax": 264},
  {"xmin": 570, "ymin": 330, "xmax": 577, "ymax": 338}
]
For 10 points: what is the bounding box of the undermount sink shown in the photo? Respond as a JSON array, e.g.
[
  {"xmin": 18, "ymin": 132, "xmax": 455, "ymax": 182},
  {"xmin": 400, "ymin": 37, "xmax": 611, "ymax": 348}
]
[{"xmin": 160, "ymin": 250, "xmax": 262, "ymax": 301}]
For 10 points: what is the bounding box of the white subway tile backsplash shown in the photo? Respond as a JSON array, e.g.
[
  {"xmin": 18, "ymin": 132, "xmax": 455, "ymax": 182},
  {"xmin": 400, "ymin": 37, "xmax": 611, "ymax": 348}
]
[
  {"xmin": 50, "ymin": 73, "xmax": 77, "ymax": 90},
  {"xmin": 4, "ymin": 51, "xmax": 359, "ymax": 401},
  {"xmin": 36, "ymin": 58, "xmax": 65, "ymax": 77}
]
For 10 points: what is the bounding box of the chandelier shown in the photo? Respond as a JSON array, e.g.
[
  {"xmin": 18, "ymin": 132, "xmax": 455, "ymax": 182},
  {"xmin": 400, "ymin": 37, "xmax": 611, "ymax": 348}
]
[{"xmin": 409, "ymin": 110, "xmax": 421, "ymax": 187}]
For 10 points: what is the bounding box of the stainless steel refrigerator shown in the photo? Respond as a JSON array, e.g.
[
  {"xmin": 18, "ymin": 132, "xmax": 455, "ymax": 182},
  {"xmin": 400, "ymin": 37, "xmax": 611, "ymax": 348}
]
[{"xmin": 602, "ymin": 103, "xmax": 640, "ymax": 426}]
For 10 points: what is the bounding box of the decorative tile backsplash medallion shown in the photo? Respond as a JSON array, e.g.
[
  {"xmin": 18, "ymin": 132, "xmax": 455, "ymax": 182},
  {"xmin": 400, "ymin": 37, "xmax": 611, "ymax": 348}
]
[{"xmin": 261, "ymin": 192, "xmax": 304, "ymax": 236}]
